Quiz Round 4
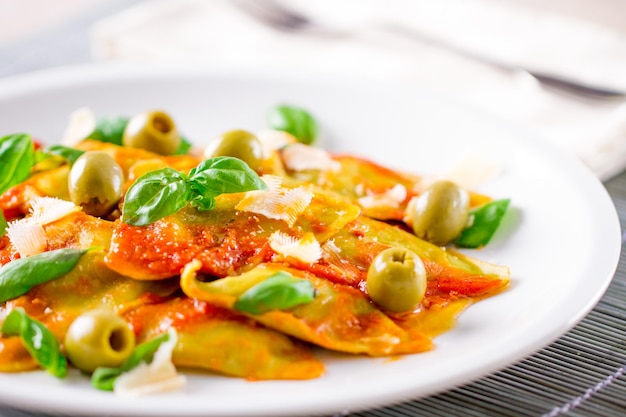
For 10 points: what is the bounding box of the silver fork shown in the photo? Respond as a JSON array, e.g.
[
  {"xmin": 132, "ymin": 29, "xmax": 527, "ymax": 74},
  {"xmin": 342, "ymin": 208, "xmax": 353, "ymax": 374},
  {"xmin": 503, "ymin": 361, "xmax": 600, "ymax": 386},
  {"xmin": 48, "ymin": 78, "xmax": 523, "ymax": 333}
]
[{"xmin": 232, "ymin": 0, "xmax": 626, "ymax": 100}]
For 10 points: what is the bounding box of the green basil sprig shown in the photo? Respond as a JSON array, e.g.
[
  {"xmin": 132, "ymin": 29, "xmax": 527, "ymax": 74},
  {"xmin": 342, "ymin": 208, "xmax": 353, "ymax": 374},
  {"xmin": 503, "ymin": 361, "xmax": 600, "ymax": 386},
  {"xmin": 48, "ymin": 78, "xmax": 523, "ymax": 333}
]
[
  {"xmin": 0, "ymin": 133, "xmax": 35, "ymax": 194},
  {"xmin": 89, "ymin": 116, "xmax": 129, "ymax": 146},
  {"xmin": 91, "ymin": 330, "xmax": 172, "ymax": 391},
  {"xmin": 122, "ymin": 156, "xmax": 268, "ymax": 226},
  {"xmin": 1, "ymin": 308, "xmax": 67, "ymax": 378},
  {"xmin": 34, "ymin": 145, "xmax": 85, "ymax": 168},
  {"xmin": 234, "ymin": 271, "xmax": 315, "ymax": 315},
  {"xmin": 187, "ymin": 157, "xmax": 267, "ymax": 210},
  {"xmin": 0, "ymin": 248, "xmax": 88, "ymax": 303},
  {"xmin": 42, "ymin": 145, "xmax": 85, "ymax": 165},
  {"xmin": 174, "ymin": 136, "xmax": 193, "ymax": 155},
  {"xmin": 267, "ymin": 104, "xmax": 318, "ymax": 145},
  {"xmin": 122, "ymin": 168, "xmax": 190, "ymax": 226},
  {"xmin": 455, "ymin": 199, "xmax": 511, "ymax": 248},
  {"xmin": 0, "ymin": 211, "xmax": 6, "ymax": 238}
]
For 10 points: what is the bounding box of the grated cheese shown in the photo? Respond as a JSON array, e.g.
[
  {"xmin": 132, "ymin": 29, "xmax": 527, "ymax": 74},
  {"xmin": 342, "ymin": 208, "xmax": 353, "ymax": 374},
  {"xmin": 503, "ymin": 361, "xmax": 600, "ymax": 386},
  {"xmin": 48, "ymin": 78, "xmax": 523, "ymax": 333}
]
[
  {"xmin": 6, "ymin": 197, "xmax": 81, "ymax": 257},
  {"xmin": 6, "ymin": 220, "xmax": 47, "ymax": 257},
  {"xmin": 403, "ymin": 196, "xmax": 418, "ymax": 226},
  {"xmin": 443, "ymin": 155, "xmax": 501, "ymax": 190},
  {"xmin": 236, "ymin": 177, "xmax": 313, "ymax": 227},
  {"xmin": 61, "ymin": 107, "xmax": 96, "ymax": 147},
  {"xmin": 358, "ymin": 184, "xmax": 407, "ymax": 210},
  {"xmin": 256, "ymin": 130, "xmax": 297, "ymax": 157},
  {"xmin": 30, "ymin": 197, "xmax": 81, "ymax": 225},
  {"xmin": 260, "ymin": 174, "xmax": 283, "ymax": 191},
  {"xmin": 114, "ymin": 328, "xmax": 186, "ymax": 397},
  {"xmin": 269, "ymin": 231, "xmax": 322, "ymax": 263},
  {"xmin": 281, "ymin": 143, "xmax": 340, "ymax": 172}
]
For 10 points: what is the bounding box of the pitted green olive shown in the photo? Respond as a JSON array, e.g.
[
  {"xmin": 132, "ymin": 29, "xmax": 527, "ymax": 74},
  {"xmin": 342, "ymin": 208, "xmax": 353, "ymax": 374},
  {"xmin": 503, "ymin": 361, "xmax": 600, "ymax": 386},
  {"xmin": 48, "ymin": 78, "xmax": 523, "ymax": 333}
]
[
  {"xmin": 68, "ymin": 151, "xmax": 124, "ymax": 217},
  {"xmin": 366, "ymin": 247, "xmax": 427, "ymax": 313},
  {"xmin": 204, "ymin": 129, "xmax": 263, "ymax": 171},
  {"xmin": 123, "ymin": 110, "xmax": 181, "ymax": 155},
  {"xmin": 412, "ymin": 180, "xmax": 469, "ymax": 245},
  {"xmin": 64, "ymin": 310, "xmax": 135, "ymax": 373}
]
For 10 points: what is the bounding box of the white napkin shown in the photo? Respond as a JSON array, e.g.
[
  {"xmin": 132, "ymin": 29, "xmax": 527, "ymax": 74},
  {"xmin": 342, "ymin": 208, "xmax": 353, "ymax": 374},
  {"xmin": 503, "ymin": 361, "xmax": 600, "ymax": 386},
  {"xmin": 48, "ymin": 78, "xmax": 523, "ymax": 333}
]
[{"xmin": 90, "ymin": 0, "xmax": 626, "ymax": 180}]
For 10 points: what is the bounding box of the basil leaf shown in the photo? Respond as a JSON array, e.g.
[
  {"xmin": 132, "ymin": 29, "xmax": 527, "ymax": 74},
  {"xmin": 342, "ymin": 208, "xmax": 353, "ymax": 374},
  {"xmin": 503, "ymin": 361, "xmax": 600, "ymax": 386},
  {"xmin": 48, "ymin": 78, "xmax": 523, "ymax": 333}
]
[
  {"xmin": 0, "ymin": 133, "xmax": 35, "ymax": 194},
  {"xmin": 234, "ymin": 272, "xmax": 315, "ymax": 315},
  {"xmin": 92, "ymin": 331, "xmax": 171, "ymax": 391},
  {"xmin": 34, "ymin": 150, "xmax": 52, "ymax": 164},
  {"xmin": 90, "ymin": 367, "xmax": 121, "ymax": 391},
  {"xmin": 122, "ymin": 168, "xmax": 190, "ymax": 226},
  {"xmin": 0, "ymin": 248, "xmax": 88, "ymax": 303},
  {"xmin": 0, "ymin": 211, "xmax": 6, "ymax": 238},
  {"xmin": 43, "ymin": 145, "xmax": 85, "ymax": 165},
  {"xmin": 174, "ymin": 136, "xmax": 193, "ymax": 155},
  {"xmin": 33, "ymin": 149, "xmax": 67, "ymax": 172},
  {"xmin": 455, "ymin": 199, "xmax": 511, "ymax": 248},
  {"xmin": 89, "ymin": 117, "xmax": 129, "ymax": 145},
  {"xmin": 32, "ymin": 151, "xmax": 66, "ymax": 173},
  {"xmin": 267, "ymin": 104, "xmax": 318, "ymax": 145},
  {"xmin": 188, "ymin": 156, "xmax": 268, "ymax": 201},
  {"xmin": 122, "ymin": 158, "xmax": 266, "ymax": 225},
  {"xmin": 189, "ymin": 193, "xmax": 216, "ymax": 212},
  {"xmin": 1, "ymin": 308, "xmax": 67, "ymax": 378}
]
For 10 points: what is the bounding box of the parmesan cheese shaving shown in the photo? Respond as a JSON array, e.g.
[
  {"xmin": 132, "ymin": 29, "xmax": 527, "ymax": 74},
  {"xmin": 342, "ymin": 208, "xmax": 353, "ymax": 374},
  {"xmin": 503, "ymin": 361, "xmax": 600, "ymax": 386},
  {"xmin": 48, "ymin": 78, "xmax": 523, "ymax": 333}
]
[
  {"xmin": 236, "ymin": 181, "xmax": 313, "ymax": 227},
  {"xmin": 256, "ymin": 130, "xmax": 297, "ymax": 157},
  {"xmin": 444, "ymin": 155, "xmax": 501, "ymax": 190},
  {"xmin": 6, "ymin": 197, "xmax": 81, "ymax": 257},
  {"xmin": 114, "ymin": 329, "xmax": 186, "ymax": 397},
  {"xmin": 269, "ymin": 231, "xmax": 322, "ymax": 263},
  {"xmin": 403, "ymin": 196, "xmax": 418, "ymax": 226},
  {"xmin": 358, "ymin": 184, "xmax": 407, "ymax": 210},
  {"xmin": 281, "ymin": 143, "xmax": 340, "ymax": 172},
  {"xmin": 260, "ymin": 174, "xmax": 283, "ymax": 191},
  {"xmin": 7, "ymin": 219, "xmax": 47, "ymax": 257},
  {"xmin": 30, "ymin": 197, "xmax": 81, "ymax": 225},
  {"xmin": 61, "ymin": 107, "xmax": 96, "ymax": 147}
]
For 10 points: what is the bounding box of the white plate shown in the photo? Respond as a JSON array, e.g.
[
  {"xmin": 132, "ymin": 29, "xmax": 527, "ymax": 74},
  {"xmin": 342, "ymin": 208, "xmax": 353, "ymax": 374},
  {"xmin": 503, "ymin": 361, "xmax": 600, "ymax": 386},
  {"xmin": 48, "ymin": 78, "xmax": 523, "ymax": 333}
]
[{"xmin": 0, "ymin": 65, "xmax": 621, "ymax": 417}]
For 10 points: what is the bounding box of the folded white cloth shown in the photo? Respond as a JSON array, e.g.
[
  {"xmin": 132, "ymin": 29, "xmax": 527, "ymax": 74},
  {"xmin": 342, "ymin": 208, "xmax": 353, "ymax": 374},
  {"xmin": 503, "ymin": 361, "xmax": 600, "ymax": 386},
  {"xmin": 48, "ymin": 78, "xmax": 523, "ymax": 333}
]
[{"xmin": 90, "ymin": 0, "xmax": 626, "ymax": 179}]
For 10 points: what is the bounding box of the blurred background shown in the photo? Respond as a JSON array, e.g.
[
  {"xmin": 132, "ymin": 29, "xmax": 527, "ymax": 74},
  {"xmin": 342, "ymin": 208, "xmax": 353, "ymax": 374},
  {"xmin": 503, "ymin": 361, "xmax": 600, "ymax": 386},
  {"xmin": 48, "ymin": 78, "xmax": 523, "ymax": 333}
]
[
  {"xmin": 1, "ymin": 0, "xmax": 625, "ymax": 180},
  {"xmin": 2, "ymin": 0, "xmax": 626, "ymax": 44}
]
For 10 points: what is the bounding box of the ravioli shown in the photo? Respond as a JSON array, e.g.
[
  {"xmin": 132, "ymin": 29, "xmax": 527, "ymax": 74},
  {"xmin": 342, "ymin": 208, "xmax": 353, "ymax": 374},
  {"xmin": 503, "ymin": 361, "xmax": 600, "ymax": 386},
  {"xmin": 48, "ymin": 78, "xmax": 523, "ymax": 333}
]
[
  {"xmin": 105, "ymin": 185, "xmax": 360, "ymax": 280},
  {"xmin": 0, "ymin": 251, "xmax": 323, "ymax": 380},
  {"xmin": 105, "ymin": 159, "xmax": 507, "ymax": 357},
  {"xmin": 182, "ymin": 262, "xmax": 433, "ymax": 356},
  {"xmin": 0, "ymin": 123, "xmax": 510, "ymax": 384}
]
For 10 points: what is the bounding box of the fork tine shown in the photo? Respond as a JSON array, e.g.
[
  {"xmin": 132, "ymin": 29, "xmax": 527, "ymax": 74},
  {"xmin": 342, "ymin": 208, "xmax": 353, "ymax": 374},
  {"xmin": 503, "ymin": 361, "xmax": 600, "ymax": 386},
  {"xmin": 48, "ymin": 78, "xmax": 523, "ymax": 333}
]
[
  {"xmin": 231, "ymin": 0, "xmax": 311, "ymax": 32},
  {"xmin": 232, "ymin": 0, "xmax": 625, "ymax": 99}
]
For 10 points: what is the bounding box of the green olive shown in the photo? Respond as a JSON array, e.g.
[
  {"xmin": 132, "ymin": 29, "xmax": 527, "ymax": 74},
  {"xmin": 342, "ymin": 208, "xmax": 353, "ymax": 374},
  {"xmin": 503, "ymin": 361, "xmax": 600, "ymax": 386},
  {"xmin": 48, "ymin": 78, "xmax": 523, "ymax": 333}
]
[
  {"xmin": 204, "ymin": 129, "xmax": 263, "ymax": 171},
  {"xmin": 68, "ymin": 151, "xmax": 124, "ymax": 217},
  {"xmin": 412, "ymin": 180, "xmax": 470, "ymax": 245},
  {"xmin": 366, "ymin": 247, "xmax": 427, "ymax": 313},
  {"xmin": 64, "ymin": 310, "xmax": 135, "ymax": 373},
  {"xmin": 122, "ymin": 110, "xmax": 181, "ymax": 155}
]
